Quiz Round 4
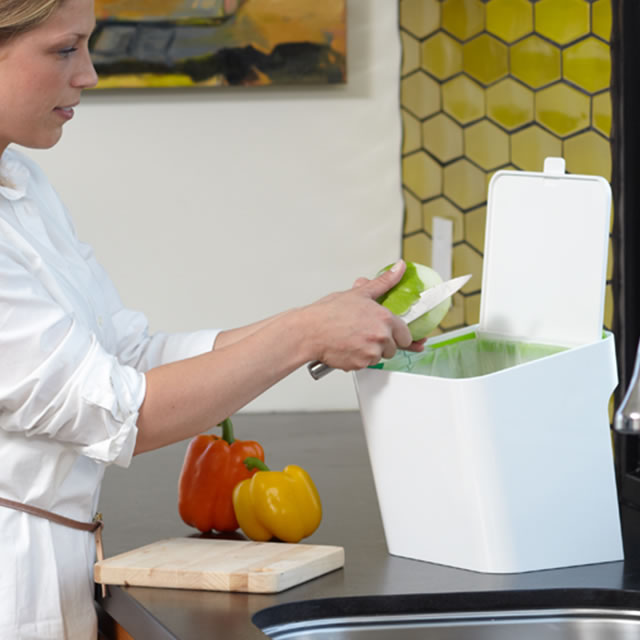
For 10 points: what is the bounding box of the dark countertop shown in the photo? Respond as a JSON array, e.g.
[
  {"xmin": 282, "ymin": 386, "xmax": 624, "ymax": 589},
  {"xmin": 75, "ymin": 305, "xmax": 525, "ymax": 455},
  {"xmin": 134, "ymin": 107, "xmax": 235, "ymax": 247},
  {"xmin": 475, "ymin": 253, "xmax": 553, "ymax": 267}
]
[{"xmin": 96, "ymin": 411, "xmax": 640, "ymax": 639}]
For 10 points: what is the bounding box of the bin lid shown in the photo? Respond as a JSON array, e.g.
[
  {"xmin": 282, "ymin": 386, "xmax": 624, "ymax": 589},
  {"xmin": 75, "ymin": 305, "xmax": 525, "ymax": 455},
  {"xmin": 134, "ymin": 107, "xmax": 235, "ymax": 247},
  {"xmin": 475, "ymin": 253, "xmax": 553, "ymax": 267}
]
[{"xmin": 479, "ymin": 157, "xmax": 611, "ymax": 347}]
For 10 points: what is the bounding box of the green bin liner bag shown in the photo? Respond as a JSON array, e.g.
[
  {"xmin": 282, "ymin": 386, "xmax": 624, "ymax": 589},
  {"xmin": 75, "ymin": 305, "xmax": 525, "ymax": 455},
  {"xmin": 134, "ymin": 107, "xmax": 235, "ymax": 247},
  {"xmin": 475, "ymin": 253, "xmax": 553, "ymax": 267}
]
[{"xmin": 376, "ymin": 332, "xmax": 567, "ymax": 379}]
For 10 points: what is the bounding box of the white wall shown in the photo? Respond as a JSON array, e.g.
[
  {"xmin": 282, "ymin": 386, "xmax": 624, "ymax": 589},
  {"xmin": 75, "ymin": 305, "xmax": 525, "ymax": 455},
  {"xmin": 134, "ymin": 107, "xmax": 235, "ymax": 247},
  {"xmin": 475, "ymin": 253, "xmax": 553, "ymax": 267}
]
[{"xmin": 24, "ymin": 0, "xmax": 402, "ymax": 412}]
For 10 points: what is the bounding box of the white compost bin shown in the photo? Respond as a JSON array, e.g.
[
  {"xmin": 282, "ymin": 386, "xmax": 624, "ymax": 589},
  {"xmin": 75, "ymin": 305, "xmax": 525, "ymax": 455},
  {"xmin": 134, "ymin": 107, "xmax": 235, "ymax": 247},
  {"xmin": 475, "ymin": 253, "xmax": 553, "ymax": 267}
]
[{"xmin": 354, "ymin": 158, "xmax": 623, "ymax": 574}]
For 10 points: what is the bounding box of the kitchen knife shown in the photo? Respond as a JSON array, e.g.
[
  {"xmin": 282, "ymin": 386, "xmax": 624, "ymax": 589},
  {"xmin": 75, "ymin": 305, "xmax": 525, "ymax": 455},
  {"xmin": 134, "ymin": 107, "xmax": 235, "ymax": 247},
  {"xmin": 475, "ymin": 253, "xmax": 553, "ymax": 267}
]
[{"xmin": 307, "ymin": 273, "xmax": 472, "ymax": 380}]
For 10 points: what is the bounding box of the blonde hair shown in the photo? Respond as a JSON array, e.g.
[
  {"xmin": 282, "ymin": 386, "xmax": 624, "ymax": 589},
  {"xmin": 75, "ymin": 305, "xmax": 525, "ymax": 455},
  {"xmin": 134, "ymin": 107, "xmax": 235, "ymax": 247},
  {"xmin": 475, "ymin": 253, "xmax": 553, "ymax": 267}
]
[{"xmin": 0, "ymin": 0, "xmax": 63, "ymax": 44}]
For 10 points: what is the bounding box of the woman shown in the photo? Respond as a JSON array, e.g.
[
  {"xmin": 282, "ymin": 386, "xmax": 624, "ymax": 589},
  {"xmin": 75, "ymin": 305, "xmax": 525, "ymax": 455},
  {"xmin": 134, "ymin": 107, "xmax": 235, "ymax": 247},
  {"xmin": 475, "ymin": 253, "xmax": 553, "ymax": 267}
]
[{"xmin": 0, "ymin": 0, "xmax": 421, "ymax": 637}]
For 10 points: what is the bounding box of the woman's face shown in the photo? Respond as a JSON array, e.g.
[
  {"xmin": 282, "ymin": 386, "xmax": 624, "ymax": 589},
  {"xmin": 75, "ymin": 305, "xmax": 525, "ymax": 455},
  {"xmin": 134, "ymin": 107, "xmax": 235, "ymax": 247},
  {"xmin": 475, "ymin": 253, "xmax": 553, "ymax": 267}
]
[{"xmin": 0, "ymin": 0, "xmax": 98, "ymax": 155}]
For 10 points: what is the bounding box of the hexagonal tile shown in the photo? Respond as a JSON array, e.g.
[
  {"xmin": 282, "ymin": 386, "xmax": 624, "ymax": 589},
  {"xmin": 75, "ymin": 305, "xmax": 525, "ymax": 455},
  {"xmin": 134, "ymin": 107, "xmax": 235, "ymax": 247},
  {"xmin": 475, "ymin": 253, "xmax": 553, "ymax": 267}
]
[
  {"xmin": 511, "ymin": 125, "xmax": 562, "ymax": 171},
  {"xmin": 487, "ymin": 78, "xmax": 534, "ymax": 131},
  {"xmin": 593, "ymin": 92, "xmax": 612, "ymax": 136},
  {"xmin": 535, "ymin": 83, "xmax": 590, "ymax": 137},
  {"xmin": 403, "ymin": 232, "xmax": 432, "ymax": 267},
  {"xmin": 564, "ymin": 131, "xmax": 612, "ymax": 180},
  {"xmin": 465, "ymin": 205, "xmax": 486, "ymax": 253},
  {"xmin": 402, "ymin": 109, "xmax": 422, "ymax": 155},
  {"xmin": 401, "ymin": 72, "xmax": 440, "ymax": 119},
  {"xmin": 421, "ymin": 32, "xmax": 463, "ymax": 81},
  {"xmin": 486, "ymin": 0, "xmax": 533, "ymax": 43},
  {"xmin": 443, "ymin": 159, "xmax": 486, "ymax": 210},
  {"xmin": 592, "ymin": 0, "xmax": 612, "ymax": 42},
  {"xmin": 422, "ymin": 114, "xmax": 463, "ymax": 163},
  {"xmin": 440, "ymin": 292, "xmax": 465, "ymax": 330},
  {"xmin": 511, "ymin": 35, "xmax": 561, "ymax": 89},
  {"xmin": 465, "ymin": 292, "xmax": 481, "ymax": 325},
  {"xmin": 454, "ymin": 244, "xmax": 483, "ymax": 294},
  {"xmin": 563, "ymin": 37, "xmax": 611, "ymax": 94},
  {"xmin": 403, "ymin": 151, "xmax": 443, "ymax": 200},
  {"xmin": 535, "ymin": 0, "xmax": 590, "ymax": 46},
  {"xmin": 400, "ymin": 0, "xmax": 441, "ymax": 39},
  {"xmin": 442, "ymin": 75, "xmax": 485, "ymax": 124},
  {"xmin": 442, "ymin": 0, "xmax": 485, "ymax": 41},
  {"xmin": 604, "ymin": 283, "xmax": 613, "ymax": 330},
  {"xmin": 403, "ymin": 189, "xmax": 422, "ymax": 235},
  {"xmin": 463, "ymin": 34, "xmax": 508, "ymax": 86},
  {"xmin": 465, "ymin": 121, "xmax": 510, "ymax": 170},
  {"xmin": 401, "ymin": 31, "xmax": 421, "ymax": 76},
  {"xmin": 422, "ymin": 197, "xmax": 464, "ymax": 243}
]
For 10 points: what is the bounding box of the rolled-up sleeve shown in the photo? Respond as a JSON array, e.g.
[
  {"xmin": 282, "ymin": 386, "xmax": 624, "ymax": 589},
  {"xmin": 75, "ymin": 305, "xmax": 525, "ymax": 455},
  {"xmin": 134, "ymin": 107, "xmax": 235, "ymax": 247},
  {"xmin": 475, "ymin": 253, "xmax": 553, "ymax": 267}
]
[{"xmin": 0, "ymin": 252, "xmax": 144, "ymax": 468}]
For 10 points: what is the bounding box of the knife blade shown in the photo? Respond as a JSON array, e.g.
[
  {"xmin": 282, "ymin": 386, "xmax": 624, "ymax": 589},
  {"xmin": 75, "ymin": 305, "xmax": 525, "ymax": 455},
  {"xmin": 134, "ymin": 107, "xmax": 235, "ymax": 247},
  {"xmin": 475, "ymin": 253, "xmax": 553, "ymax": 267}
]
[{"xmin": 307, "ymin": 273, "xmax": 472, "ymax": 380}]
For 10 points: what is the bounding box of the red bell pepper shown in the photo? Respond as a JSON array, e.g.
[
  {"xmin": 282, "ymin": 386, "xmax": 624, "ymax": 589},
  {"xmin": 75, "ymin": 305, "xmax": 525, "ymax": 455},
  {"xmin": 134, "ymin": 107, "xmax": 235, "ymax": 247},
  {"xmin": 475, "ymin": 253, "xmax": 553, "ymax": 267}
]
[{"xmin": 178, "ymin": 418, "xmax": 264, "ymax": 533}]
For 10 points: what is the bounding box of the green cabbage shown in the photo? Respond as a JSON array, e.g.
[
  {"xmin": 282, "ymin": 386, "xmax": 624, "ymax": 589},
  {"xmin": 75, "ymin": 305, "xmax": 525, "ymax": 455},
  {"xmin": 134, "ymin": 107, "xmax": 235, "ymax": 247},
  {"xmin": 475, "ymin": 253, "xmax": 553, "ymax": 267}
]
[{"xmin": 377, "ymin": 261, "xmax": 452, "ymax": 341}]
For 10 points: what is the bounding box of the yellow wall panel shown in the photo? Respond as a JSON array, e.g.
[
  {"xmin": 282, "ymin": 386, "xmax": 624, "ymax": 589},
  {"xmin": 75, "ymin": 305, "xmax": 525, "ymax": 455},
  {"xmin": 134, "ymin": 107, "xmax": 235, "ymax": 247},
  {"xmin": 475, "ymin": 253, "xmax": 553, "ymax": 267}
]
[
  {"xmin": 486, "ymin": 78, "xmax": 534, "ymax": 131},
  {"xmin": 563, "ymin": 38, "xmax": 611, "ymax": 94},
  {"xmin": 422, "ymin": 113, "xmax": 463, "ymax": 163},
  {"xmin": 422, "ymin": 32, "xmax": 463, "ymax": 80},
  {"xmin": 423, "ymin": 198, "xmax": 464, "ymax": 243},
  {"xmin": 399, "ymin": 0, "xmax": 614, "ymax": 333},
  {"xmin": 485, "ymin": 0, "xmax": 532, "ymax": 43},
  {"xmin": 441, "ymin": 0, "xmax": 484, "ymax": 41},
  {"xmin": 535, "ymin": 0, "xmax": 590, "ymax": 45},
  {"xmin": 403, "ymin": 232, "xmax": 432, "ymax": 266},
  {"xmin": 511, "ymin": 36, "xmax": 561, "ymax": 89}
]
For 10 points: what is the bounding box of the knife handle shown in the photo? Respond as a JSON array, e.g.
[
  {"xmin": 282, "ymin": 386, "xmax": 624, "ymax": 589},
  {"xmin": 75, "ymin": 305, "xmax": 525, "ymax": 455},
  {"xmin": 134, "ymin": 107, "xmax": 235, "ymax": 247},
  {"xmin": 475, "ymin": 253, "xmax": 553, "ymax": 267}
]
[{"xmin": 307, "ymin": 360, "xmax": 334, "ymax": 380}]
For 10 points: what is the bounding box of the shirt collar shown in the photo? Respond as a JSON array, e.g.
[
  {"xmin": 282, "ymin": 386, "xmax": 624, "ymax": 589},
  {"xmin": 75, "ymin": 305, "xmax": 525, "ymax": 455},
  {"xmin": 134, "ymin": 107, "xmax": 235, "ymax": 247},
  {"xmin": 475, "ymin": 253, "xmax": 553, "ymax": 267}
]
[{"xmin": 0, "ymin": 149, "xmax": 30, "ymax": 201}]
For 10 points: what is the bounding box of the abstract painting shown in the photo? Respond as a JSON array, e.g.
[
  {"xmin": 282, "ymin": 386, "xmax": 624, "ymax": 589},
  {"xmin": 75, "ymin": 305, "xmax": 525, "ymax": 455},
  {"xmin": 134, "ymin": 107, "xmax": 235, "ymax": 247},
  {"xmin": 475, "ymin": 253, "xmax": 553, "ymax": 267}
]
[{"xmin": 90, "ymin": 0, "xmax": 347, "ymax": 88}]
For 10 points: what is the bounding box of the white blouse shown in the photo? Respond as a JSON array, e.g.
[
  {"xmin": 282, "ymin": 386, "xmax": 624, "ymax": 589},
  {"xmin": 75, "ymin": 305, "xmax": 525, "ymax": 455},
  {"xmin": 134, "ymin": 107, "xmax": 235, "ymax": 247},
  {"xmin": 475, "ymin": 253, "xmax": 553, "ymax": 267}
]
[{"xmin": 0, "ymin": 148, "xmax": 219, "ymax": 639}]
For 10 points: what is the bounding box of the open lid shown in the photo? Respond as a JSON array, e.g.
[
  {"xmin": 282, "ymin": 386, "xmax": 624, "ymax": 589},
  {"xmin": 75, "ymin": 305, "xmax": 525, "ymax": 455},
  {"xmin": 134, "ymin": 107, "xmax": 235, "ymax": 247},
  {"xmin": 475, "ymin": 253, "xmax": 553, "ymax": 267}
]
[{"xmin": 479, "ymin": 157, "xmax": 611, "ymax": 347}]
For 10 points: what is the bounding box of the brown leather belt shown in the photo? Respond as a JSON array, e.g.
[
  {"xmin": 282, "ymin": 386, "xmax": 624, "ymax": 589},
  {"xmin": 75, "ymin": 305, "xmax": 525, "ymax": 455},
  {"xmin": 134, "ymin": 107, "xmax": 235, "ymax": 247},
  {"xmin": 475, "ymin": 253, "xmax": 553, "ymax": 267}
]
[{"xmin": 0, "ymin": 495, "xmax": 106, "ymax": 595}]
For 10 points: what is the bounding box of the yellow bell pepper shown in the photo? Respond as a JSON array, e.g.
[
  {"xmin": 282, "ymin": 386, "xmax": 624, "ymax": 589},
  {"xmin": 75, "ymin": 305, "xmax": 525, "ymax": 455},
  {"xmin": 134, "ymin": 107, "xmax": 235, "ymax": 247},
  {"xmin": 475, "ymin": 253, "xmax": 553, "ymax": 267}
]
[{"xmin": 232, "ymin": 457, "xmax": 322, "ymax": 543}]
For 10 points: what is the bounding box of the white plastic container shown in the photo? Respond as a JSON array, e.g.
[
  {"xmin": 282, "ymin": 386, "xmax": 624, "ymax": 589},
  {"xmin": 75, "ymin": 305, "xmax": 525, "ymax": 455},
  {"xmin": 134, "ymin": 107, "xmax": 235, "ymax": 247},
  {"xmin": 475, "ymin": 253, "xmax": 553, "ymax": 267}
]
[{"xmin": 354, "ymin": 158, "xmax": 623, "ymax": 574}]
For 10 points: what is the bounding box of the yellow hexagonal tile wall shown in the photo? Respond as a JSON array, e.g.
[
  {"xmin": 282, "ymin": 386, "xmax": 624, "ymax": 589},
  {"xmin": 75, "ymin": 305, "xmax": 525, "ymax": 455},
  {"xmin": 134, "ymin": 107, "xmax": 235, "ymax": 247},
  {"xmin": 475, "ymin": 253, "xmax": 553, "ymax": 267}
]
[
  {"xmin": 421, "ymin": 32, "xmax": 463, "ymax": 81},
  {"xmin": 400, "ymin": 0, "xmax": 441, "ymax": 39},
  {"xmin": 422, "ymin": 198, "xmax": 464, "ymax": 243},
  {"xmin": 403, "ymin": 232, "xmax": 432, "ymax": 267},
  {"xmin": 535, "ymin": 0, "xmax": 590, "ymax": 46},
  {"xmin": 511, "ymin": 125, "xmax": 562, "ymax": 172},
  {"xmin": 463, "ymin": 34, "xmax": 508, "ymax": 86},
  {"xmin": 465, "ymin": 205, "xmax": 487, "ymax": 253},
  {"xmin": 511, "ymin": 36, "xmax": 561, "ymax": 89},
  {"xmin": 402, "ymin": 110, "xmax": 421, "ymax": 155},
  {"xmin": 605, "ymin": 284, "xmax": 614, "ymax": 330},
  {"xmin": 403, "ymin": 151, "xmax": 442, "ymax": 200},
  {"xmin": 442, "ymin": 75, "xmax": 485, "ymax": 124},
  {"xmin": 444, "ymin": 160, "xmax": 486, "ymax": 210},
  {"xmin": 401, "ymin": 32, "xmax": 420, "ymax": 76},
  {"xmin": 592, "ymin": 0, "xmax": 612, "ymax": 41},
  {"xmin": 535, "ymin": 83, "xmax": 590, "ymax": 137},
  {"xmin": 453, "ymin": 244, "xmax": 483, "ymax": 294},
  {"xmin": 403, "ymin": 189, "xmax": 422, "ymax": 235},
  {"xmin": 441, "ymin": 0, "xmax": 485, "ymax": 41},
  {"xmin": 486, "ymin": 0, "xmax": 533, "ymax": 43},
  {"xmin": 564, "ymin": 131, "xmax": 612, "ymax": 181},
  {"xmin": 422, "ymin": 114, "xmax": 463, "ymax": 163},
  {"xmin": 487, "ymin": 78, "xmax": 534, "ymax": 131},
  {"xmin": 402, "ymin": 72, "xmax": 441, "ymax": 120},
  {"xmin": 465, "ymin": 121, "xmax": 509, "ymax": 170},
  {"xmin": 465, "ymin": 293, "xmax": 481, "ymax": 325},
  {"xmin": 593, "ymin": 92, "xmax": 612, "ymax": 137},
  {"xmin": 399, "ymin": 0, "xmax": 614, "ymax": 333},
  {"xmin": 563, "ymin": 37, "xmax": 611, "ymax": 94}
]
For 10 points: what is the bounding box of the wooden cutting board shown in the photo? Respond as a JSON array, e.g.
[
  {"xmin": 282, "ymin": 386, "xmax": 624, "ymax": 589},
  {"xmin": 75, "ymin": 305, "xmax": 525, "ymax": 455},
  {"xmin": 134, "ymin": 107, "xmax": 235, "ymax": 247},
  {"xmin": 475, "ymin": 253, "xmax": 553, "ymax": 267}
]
[{"xmin": 94, "ymin": 538, "xmax": 345, "ymax": 593}]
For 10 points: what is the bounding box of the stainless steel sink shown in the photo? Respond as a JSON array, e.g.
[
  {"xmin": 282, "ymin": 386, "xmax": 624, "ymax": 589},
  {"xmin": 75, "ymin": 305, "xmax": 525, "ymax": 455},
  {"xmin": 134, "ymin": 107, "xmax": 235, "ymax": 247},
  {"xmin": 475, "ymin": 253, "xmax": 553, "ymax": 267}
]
[{"xmin": 253, "ymin": 590, "xmax": 640, "ymax": 640}]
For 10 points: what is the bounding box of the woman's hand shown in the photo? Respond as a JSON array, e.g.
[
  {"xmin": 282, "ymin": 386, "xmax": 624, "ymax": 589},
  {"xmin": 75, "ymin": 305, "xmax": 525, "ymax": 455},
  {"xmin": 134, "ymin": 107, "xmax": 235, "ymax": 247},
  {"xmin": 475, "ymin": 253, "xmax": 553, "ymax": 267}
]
[
  {"xmin": 300, "ymin": 260, "xmax": 424, "ymax": 372},
  {"xmin": 136, "ymin": 260, "xmax": 426, "ymax": 454}
]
